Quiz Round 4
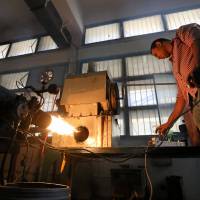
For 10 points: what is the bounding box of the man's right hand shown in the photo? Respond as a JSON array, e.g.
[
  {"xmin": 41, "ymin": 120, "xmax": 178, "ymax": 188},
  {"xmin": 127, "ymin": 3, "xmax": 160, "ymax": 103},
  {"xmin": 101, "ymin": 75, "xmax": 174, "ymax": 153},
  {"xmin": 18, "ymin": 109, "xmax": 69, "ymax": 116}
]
[{"xmin": 155, "ymin": 122, "xmax": 171, "ymax": 136}]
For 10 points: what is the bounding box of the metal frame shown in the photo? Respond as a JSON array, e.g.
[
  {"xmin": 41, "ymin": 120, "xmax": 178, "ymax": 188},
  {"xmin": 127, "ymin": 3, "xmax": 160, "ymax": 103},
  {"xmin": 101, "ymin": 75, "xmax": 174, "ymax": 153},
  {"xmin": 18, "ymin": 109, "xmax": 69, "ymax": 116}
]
[{"xmin": 0, "ymin": 34, "xmax": 61, "ymax": 60}]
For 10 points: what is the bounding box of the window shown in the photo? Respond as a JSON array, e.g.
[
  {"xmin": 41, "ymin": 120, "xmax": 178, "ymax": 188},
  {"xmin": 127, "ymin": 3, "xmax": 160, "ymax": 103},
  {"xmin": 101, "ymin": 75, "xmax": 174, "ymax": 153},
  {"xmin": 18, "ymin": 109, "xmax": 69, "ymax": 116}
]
[
  {"xmin": 8, "ymin": 39, "xmax": 37, "ymax": 57},
  {"xmin": 127, "ymin": 79, "xmax": 156, "ymax": 107},
  {"xmin": 127, "ymin": 75, "xmax": 179, "ymax": 135},
  {"xmin": 129, "ymin": 109, "xmax": 159, "ymax": 136},
  {"xmin": 117, "ymin": 82, "xmax": 124, "ymax": 107},
  {"xmin": 41, "ymin": 92, "xmax": 59, "ymax": 112},
  {"xmin": 0, "ymin": 44, "xmax": 10, "ymax": 59},
  {"xmin": 82, "ymin": 59, "xmax": 122, "ymax": 79},
  {"xmin": 125, "ymin": 52, "xmax": 179, "ymax": 136},
  {"xmin": 0, "ymin": 72, "xmax": 29, "ymax": 90},
  {"xmin": 85, "ymin": 23, "xmax": 121, "ymax": 44},
  {"xmin": 165, "ymin": 8, "xmax": 200, "ymax": 30},
  {"xmin": 154, "ymin": 74, "xmax": 177, "ymax": 104},
  {"xmin": 117, "ymin": 113, "xmax": 125, "ymax": 136},
  {"xmin": 38, "ymin": 36, "xmax": 58, "ymax": 52},
  {"xmin": 126, "ymin": 54, "xmax": 172, "ymax": 76},
  {"xmin": 123, "ymin": 15, "xmax": 164, "ymax": 37}
]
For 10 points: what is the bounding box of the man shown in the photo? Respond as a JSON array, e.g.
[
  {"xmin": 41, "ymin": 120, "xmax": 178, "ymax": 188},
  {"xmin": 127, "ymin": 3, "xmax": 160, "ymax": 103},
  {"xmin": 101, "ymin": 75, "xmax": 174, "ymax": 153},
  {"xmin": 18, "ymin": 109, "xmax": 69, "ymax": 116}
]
[{"xmin": 151, "ymin": 23, "xmax": 200, "ymax": 146}]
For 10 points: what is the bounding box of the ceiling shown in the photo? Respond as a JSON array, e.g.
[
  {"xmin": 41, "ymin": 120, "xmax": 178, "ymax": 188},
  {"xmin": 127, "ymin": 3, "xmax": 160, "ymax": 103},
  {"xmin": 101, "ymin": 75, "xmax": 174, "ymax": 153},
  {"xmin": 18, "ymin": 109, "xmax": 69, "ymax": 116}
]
[
  {"xmin": 78, "ymin": 0, "xmax": 200, "ymax": 26},
  {"xmin": 0, "ymin": 0, "xmax": 46, "ymax": 44},
  {"xmin": 0, "ymin": 0, "xmax": 200, "ymax": 44}
]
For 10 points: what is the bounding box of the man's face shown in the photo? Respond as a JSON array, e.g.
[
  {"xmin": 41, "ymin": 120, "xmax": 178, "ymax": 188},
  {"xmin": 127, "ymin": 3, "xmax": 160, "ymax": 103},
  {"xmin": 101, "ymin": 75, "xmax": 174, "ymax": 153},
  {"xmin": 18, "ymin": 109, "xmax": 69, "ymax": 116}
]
[{"xmin": 151, "ymin": 42, "xmax": 171, "ymax": 59}]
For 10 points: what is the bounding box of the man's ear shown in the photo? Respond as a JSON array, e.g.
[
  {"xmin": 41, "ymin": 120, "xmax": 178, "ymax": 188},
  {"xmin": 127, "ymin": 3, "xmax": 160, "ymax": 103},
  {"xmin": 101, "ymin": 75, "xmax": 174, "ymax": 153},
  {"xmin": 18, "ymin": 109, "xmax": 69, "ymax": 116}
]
[{"xmin": 155, "ymin": 41, "xmax": 162, "ymax": 47}]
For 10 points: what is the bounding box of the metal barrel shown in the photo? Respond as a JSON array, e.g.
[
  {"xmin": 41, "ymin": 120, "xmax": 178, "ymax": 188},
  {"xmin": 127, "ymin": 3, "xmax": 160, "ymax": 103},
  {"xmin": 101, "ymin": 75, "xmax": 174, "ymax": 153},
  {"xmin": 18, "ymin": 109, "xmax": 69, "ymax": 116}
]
[{"xmin": 0, "ymin": 182, "xmax": 71, "ymax": 200}]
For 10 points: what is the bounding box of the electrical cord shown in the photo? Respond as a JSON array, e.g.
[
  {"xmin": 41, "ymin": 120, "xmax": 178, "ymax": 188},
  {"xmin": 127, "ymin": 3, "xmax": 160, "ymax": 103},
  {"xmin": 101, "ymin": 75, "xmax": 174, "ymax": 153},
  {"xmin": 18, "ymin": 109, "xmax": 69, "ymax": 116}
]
[
  {"xmin": 145, "ymin": 145, "xmax": 153, "ymax": 200},
  {"xmin": 19, "ymin": 129, "xmax": 145, "ymax": 163},
  {"xmin": 21, "ymin": 96, "xmax": 200, "ymax": 166},
  {"xmin": 2, "ymin": 97, "xmax": 196, "ymax": 193}
]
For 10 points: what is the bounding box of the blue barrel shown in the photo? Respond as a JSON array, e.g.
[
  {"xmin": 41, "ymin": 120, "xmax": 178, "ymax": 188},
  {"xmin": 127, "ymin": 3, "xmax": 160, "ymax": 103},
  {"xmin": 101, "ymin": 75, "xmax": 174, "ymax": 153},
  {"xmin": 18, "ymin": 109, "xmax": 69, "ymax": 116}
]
[{"xmin": 0, "ymin": 182, "xmax": 71, "ymax": 200}]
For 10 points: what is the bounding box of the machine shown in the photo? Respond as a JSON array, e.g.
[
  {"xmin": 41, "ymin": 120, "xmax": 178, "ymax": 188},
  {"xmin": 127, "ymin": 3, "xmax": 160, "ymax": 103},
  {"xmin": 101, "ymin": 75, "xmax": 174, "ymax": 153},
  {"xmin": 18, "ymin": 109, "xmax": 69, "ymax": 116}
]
[
  {"xmin": 52, "ymin": 71, "xmax": 121, "ymax": 147},
  {"xmin": 0, "ymin": 70, "xmax": 121, "ymax": 148}
]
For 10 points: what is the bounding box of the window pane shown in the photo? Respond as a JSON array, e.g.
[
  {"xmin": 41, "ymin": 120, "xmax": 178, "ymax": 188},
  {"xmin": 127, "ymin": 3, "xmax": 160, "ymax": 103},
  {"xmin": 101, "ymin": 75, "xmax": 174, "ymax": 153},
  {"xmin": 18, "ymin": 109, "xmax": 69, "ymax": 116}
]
[
  {"xmin": 8, "ymin": 39, "xmax": 37, "ymax": 57},
  {"xmin": 117, "ymin": 82, "xmax": 124, "ymax": 107},
  {"xmin": 154, "ymin": 74, "xmax": 176, "ymax": 84},
  {"xmin": 113, "ymin": 112, "xmax": 125, "ymax": 136},
  {"xmin": 123, "ymin": 15, "xmax": 164, "ymax": 37},
  {"xmin": 82, "ymin": 59, "xmax": 122, "ymax": 78},
  {"xmin": 129, "ymin": 109, "xmax": 159, "ymax": 136},
  {"xmin": 0, "ymin": 44, "xmax": 10, "ymax": 59},
  {"xmin": 156, "ymin": 85, "xmax": 177, "ymax": 104},
  {"xmin": 165, "ymin": 8, "xmax": 200, "ymax": 30},
  {"xmin": 126, "ymin": 54, "xmax": 172, "ymax": 76},
  {"xmin": 155, "ymin": 74, "xmax": 177, "ymax": 105},
  {"xmin": 118, "ymin": 117, "xmax": 125, "ymax": 136},
  {"xmin": 38, "ymin": 36, "xmax": 58, "ymax": 52},
  {"xmin": 41, "ymin": 92, "xmax": 59, "ymax": 112},
  {"xmin": 0, "ymin": 72, "xmax": 29, "ymax": 90},
  {"xmin": 127, "ymin": 80, "xmax": 156, "ymax": 107},
  {"xmin": 85, "ymin": 23, "xmax": 120, "ymax": 44}
]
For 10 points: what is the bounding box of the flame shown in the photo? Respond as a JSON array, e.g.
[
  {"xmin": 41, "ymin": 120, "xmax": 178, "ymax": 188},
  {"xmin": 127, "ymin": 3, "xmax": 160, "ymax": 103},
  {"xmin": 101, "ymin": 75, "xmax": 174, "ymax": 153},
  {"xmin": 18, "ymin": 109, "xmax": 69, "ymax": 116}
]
[
  {"xmin": 86, "ymin": 137, "xmax": 96, "ymax": 147},
  {"xmin": 47, "ymin": 115, "xmax": 76, "ymax": 136}
]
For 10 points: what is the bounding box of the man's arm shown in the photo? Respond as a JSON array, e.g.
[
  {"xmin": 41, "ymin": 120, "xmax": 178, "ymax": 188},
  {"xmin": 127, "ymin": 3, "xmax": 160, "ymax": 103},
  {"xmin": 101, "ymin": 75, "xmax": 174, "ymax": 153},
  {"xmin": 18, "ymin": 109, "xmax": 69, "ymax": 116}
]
[
  {"xmin": 156, "ymin": 92, "xmax": 185, "ymax": 135},
  {"xmin": 167, "ymin": 95, "xmax": 186, "ymax": 125}
]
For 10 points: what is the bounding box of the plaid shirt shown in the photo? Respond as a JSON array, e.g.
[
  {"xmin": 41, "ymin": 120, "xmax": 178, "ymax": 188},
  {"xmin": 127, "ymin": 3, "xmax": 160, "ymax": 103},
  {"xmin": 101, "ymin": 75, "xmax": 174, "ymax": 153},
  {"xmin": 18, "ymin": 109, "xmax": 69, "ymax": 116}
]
[{"xmin": 171, "ymin": 23, "xmax": 200, "ymax": 104}]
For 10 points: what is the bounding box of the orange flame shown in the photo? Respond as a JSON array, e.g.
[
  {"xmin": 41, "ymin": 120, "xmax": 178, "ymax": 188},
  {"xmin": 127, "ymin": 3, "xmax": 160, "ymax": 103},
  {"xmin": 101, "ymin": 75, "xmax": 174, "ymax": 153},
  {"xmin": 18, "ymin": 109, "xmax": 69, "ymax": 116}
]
[{"xmin": 47, "ymin": 115, "xmax": 77, "ymax": 136}]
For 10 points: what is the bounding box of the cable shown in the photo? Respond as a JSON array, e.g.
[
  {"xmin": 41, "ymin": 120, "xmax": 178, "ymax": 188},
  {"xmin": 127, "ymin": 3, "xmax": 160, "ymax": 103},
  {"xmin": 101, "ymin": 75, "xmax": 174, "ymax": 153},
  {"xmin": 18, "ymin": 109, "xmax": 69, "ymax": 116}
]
[
  {"xmin": 145, "ymin": 146, "xmax": 153, "ymax": 200},
  {"xmin": 19, "ymin": 129, "xmax": 145, "ymax": 163}
]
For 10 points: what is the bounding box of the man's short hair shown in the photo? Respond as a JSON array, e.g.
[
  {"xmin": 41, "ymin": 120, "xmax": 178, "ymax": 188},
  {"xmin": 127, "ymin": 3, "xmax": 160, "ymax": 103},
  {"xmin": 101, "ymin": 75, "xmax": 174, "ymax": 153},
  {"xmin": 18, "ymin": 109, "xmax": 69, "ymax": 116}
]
[{"xmin": 150, "ymin": 38, "xmax": 171, "ymax": 52}]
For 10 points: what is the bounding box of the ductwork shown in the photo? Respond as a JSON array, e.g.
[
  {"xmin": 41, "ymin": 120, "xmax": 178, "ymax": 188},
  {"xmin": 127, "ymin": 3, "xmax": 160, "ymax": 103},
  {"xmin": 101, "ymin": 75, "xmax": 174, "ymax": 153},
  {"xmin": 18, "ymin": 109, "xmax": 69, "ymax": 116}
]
[{"xmin": 24, "ymin": 0, "xmax": 72, "ymax": 48}]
